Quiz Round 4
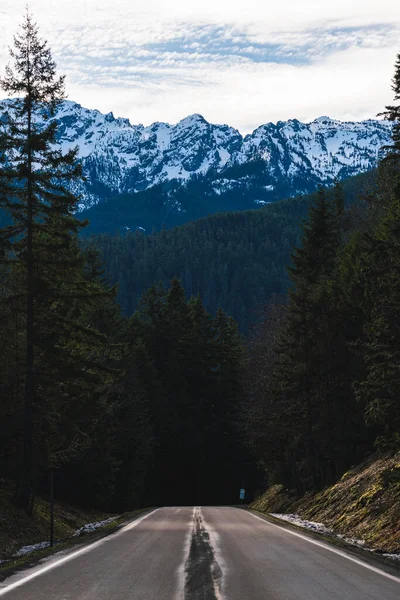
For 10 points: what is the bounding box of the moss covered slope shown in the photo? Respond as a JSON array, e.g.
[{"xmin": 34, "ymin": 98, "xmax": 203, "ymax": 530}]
[{"xmin": 251, "ymin": 453, "xmax": 400, "ymax": 553}]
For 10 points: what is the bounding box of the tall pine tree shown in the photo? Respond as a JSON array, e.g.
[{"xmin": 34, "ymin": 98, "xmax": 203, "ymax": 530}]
[
  {"xmin": 267, "ymin": 188, "xmax": 343, "ymax": 491},
  {"xmin": 380, "ymin": 51, "xmax": 400, "ymax": 158},
  {"xmin": 0, "ymin": 10, "xmax": 117, "ymax": 511}
]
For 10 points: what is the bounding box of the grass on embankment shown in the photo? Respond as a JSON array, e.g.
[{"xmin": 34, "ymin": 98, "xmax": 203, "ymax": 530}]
[
  {"xmin": 0, "ymin": 482, "xmax": 147, "ymax": 580},
  {"xmin": 251, "ymin": 452, "xmax": 400, "ymax": 554}
]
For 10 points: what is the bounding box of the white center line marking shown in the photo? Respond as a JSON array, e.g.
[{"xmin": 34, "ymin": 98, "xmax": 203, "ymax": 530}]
[{"xmin": 175, "ymin": 507, "xmax": 195, "ymax": 600}]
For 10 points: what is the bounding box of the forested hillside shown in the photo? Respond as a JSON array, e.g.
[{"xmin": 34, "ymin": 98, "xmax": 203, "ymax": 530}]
[
  {"xmin": 243, "ymin": 53, "xmax": 400, "ymax": 497},
  {"xmin": 78, "ymin": 162, "xmax": 380, "ymax": 236},
  {"xmin": 94, "ymin": 169, "xmax": 375, "ymax": 332}
]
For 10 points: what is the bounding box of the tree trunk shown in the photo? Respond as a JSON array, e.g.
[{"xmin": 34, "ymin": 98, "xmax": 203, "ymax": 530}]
[
  {"xmin": 18, "ymin": 80, "xmax": 34, "ymax": 514},
  {"xmin": 50, "ymin": 468, "xmax": 55, "ymax": 547}
]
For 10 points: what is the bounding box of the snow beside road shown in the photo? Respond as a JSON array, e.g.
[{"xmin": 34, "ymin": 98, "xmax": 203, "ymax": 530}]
[
  {"xmin": 73, "ymin": 517, "xmax": 117, "ymax": 536},
  {"xmin": 7, "ymin": 516, "xmax": 119, "ymax": 560},
  {"xmin": 270, "ymin": 513, "xmax": 400, "ymax": 561},
  {"xmin": 14, "ymin": 542, "xmax": 50, "ymax": 557},
  {"xmin": 270, "ymin": 514, "xmax": 333, "ymax": 536}
]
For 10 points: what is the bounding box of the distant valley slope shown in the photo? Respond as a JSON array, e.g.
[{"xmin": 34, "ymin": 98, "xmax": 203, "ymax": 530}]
[
  {"xmin": 0, "ymin": 99, "xmax": 392, "ymax": 233},
  {"xmin": 96, "ymin": 170, "xmax": 374, "ymax": 331}
]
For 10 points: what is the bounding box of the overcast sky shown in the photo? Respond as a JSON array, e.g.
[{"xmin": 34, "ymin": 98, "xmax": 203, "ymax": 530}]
[{"xmin": 1, "ymin": 1, "xmax": 400, "ymax": 133}]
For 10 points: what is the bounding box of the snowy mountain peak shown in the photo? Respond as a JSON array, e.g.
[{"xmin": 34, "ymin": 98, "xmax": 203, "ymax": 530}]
[
  {"xmin": 178, "ymin": 113, "xmax": 208, "ymax": 126},
  {"xmin": 314, "ymin": 116, "xmax": 334, "ymax": 123}
]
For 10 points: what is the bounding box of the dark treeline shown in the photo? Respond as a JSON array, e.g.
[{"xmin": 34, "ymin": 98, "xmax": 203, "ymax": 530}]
[
  {"xmin": 0, "ymin": 12, "xmax": 255, "ymax": 514},
  {"xmin": 92, "ymin": 169, "xmax": 374, "ymax": 333},
  {"xmin": 128, "ymin": 281, "xmax": 255, "ymax": 505},
  {"xmin": 56, "ymin": 278, "xmax": 253, "ymax": 508},
  {"xmin": 243, "ymin": 52, "xmax": 400, "ymax": 494}
]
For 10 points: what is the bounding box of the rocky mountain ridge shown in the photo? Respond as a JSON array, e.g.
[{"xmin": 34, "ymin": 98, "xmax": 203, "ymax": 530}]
[{"xmin": 0, "ymin": 99, "xmax": 392, "ymax": 212}]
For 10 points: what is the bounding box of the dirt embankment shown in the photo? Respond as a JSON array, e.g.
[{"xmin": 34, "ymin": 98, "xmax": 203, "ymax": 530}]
[{"xmin": 251, "ymin": 452, "xmax": 400, "ymax": 553}]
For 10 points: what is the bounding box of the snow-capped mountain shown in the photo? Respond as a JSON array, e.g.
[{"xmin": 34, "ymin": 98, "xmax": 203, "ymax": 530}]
[{"xmin": 0, "ymin": 99, "xmax": 392, "ymax": 212}]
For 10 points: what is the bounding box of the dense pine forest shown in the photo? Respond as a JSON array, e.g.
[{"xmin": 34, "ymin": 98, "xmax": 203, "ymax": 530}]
[
  {"xmin": 93, "ymin": 170, "xmax": 375, "ymax": 332},
  {"xmin": 0, "ymin": 10, "xmax": 399, "ymax": 524},
  {"xmin": 76, "ymin": 162, "xmax": 373, "ymax": 238}
]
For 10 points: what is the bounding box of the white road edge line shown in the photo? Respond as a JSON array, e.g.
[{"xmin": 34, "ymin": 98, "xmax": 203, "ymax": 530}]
[
  {"xmin": 0, "ymin": 508, "xmax": 160, "ymax": 597},
  {"xmin": 246, "ymin": 510, "xmax": 400, "ymax": 585}
]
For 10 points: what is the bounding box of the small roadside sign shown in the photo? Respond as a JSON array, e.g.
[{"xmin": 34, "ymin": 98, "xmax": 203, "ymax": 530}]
[{"xmin": 239, "ymin": 488, "xmax": 245, "ymax": 500}]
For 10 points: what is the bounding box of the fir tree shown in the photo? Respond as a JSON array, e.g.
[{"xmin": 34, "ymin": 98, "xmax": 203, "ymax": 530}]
[
  {"xmin": 380, "ymin": 51, "xmax": 400, "ymax": 158},
  {"xmin": 355, "ymin": 49, "xmax": 400, "ymax": 449},
  {"xmin": 355, "ymin": 180, "xmax": 400, "ymax": 450},
  {"xmin": 272, "ymin": 188, "xmax": 342, "ymax": 490},
  {"xmin": 289, "ymin": 187, "xmax": 339, "ymax": 286},
  {"xmin": 0, "ymin": 10, "xmax": 83, "ymax": 510},
  {"xmin": 0, "ymin": 10, "xmax": 115, "ymax": 511}
]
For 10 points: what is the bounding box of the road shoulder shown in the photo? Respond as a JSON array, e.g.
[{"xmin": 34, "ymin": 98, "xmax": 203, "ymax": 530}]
[
  {"xmin": 245, "ymin": 508, "xmax": 400, "ymax": 580},
  {"xmin": 0, "ymin": 507, "xmax": 156, "ymax": 585}
]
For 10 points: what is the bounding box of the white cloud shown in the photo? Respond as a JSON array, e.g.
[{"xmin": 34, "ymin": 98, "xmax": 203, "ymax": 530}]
[{"xmin": 0, "ymin": 1, "xmax": 399, "ymax": 132}]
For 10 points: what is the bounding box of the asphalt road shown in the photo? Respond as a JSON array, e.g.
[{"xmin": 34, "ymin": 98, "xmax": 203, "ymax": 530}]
[{"xmin": 1, "ymin": 507, "xmax": 399, "ymax": 599}]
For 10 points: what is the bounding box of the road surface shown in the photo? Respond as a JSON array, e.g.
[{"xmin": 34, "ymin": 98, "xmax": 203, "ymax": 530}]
[{"xmin": 0, "ymin": 507, "xmax": 399, "ymax": 599}]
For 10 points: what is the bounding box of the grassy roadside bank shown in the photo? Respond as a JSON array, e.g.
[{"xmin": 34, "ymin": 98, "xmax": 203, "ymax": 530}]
[
  {"xmin": 0, "ymin": 483, "xmax": 151, "ymax": 581},
  {"xmin": 250, "ymin": 452, "xmax": 400, "ymax": 556}
]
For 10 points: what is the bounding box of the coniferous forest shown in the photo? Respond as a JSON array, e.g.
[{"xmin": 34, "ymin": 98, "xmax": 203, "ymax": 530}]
[
  {"xmin": 92, "ymin": 170, "xmax": 374, "ymax": 333},
  {"xmin": 0, "ymin": 10, "xmax": 400, "ymax": 523}
]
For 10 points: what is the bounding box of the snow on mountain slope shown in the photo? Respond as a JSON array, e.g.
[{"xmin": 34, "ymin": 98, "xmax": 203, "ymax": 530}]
[{"xmin": 0, "ymin": 100, "xmax": 392, "ymax": 210}]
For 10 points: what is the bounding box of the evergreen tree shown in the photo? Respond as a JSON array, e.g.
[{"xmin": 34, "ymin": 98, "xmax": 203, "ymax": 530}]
[
  {"xmin": 288, "ymin": 187, "xmax": 340, "ymax": 286},
  {"xmin": 266, "ymin": 188, "xmax": 343, "ymax": 491},
  {"xmin": 355, "ymin": 181, "xmax": 400, "ymax": 450},
  {"xmin": 357, "ymin": 51, "xmax": 400, "ymax": 449},
  {"xmin": 109, "ymin": 338, "xmax": 154, "ymax": 511},
  {"xmin": 380, "ymin": 51, "xmax": 400, "ymax": 157},
  {"xmin": 130, "ymin": 279, "xmax": 250, "ymax": 504},
  {"xmin": 242, "ymin": 299, "xmax": 289, "ymax": 488},
  {"xmin": 0, "ymin": 10, "xmax": 83, "ymax": 510},
  {"xmin": 0, "ymin": 11, "xmax": 119, "ymax": 511}
]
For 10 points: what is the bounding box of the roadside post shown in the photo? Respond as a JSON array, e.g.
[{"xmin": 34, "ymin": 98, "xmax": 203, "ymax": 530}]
[{"xmin": 50, "ymin": 466, "xmax": 55, "ymax": 547}]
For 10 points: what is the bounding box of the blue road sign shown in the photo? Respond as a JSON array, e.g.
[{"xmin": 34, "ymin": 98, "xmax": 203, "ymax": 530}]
[{"xmin": 240, "ymin": 488, "xmax": 245, "ymax": 500}]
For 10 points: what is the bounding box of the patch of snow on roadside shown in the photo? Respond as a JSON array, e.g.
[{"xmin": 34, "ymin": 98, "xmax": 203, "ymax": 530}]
[
  {"xmin": 73, "ymin": 516, "xmax": 117, "ymax": 536},
  {"xmin": 270, "ymin": 513, "xmax": 332, "ymax": 535},
  {"xmin": 383, "ymin": 552, "xmax": 400, "ymax": 561},
  {"xmin": 14, "ymin": 542, "xmax": 50, "ymax": 556},
  {"xmin": 270, "ymin": 513, "xmax": 400, "ymax": 562},
  {"xmin": 8, "ymin": 516, "xmax": 120, "ymax": 560},
  {"xmin": 336, "ymin": 533, "xmax": 366, "ymax": 548}
]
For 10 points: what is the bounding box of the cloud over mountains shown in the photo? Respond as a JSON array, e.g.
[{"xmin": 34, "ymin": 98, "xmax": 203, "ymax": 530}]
[{"xmin": 1, "ymin": 1, "xmax": 399, "ymax": 132}]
